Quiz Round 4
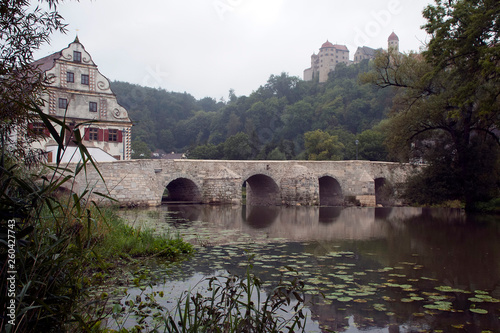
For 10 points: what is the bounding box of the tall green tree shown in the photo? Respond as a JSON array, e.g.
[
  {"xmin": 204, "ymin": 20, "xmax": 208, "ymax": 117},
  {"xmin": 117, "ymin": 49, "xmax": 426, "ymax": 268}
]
[
  {"xmin": 304, "ymin": 129, "xmax": 344, "ymax": 161},
  {"xmin": 364, "ymin": 0, "xmax": 500, "ymax": 209},
  {"xmin": 223, "ymin": 132, "xmax": 253, "ymax": 160}
]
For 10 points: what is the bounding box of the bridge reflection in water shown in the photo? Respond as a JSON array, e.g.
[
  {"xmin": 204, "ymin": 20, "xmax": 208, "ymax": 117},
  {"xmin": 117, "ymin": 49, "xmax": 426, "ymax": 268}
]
[{"xmin": 121, "ymin": 205, "xmax": 427, "ymax": 243}]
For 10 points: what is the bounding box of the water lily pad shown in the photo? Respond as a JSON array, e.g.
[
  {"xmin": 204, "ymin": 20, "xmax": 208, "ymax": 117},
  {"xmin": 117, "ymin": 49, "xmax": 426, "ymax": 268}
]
[
  {"xmin": 469, "ymin": 308, "xmax": 488, "ymax": 314},
  {"xmin": 421, "ymin": 276, "xmax": 438, "ymax": 281},
  {"xmin": 353, "ymin": 298, "xmax": 367, "ymax": 303},
  {"xmin": 401, "ymin": 298, "xmax": 414, "ymax": 303},
  {"xmin": 337, "ymin": 296, "xmax": 354, "ymax": 302},
  {"xmin": 435, "ymin": 286, "xmax": 469, "ymax": 293},
  {"xmin": 373, "ymin": 303, "xmax": 387, "ymax": 311},
  {"xmin": 423, "ymin": 301, "xmax": 453, "ymax": 311},
  {"xmin": 468, "ymin": 297, "xmax": 485, "ymax": 303}
]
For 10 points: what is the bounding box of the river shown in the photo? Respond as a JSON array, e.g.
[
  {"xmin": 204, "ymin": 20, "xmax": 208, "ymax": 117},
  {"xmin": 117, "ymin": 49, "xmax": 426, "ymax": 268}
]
[{"xmin": 118, "ymin": 205, "xmax": 500, "ymax": 332}]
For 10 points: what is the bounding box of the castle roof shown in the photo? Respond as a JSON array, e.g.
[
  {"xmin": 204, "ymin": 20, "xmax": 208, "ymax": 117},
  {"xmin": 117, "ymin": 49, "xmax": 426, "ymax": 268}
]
[
  {"xmin": 321, "ymin": 40, "xmax": 335, "ymax": 49},
  {"xmin": 333, "ymin": 44, "xmax": 349, "ymax": 51},
  {"xmin": 356, "ymin": 46, "xmax": 383, "ymax": 56},
  {"xmin": 320, "ymin": 40, "xmax": 349, "ymax": 52},
  {"xmin": 388, "ymin": 32, "xmax": 399, "ymax": 41}
]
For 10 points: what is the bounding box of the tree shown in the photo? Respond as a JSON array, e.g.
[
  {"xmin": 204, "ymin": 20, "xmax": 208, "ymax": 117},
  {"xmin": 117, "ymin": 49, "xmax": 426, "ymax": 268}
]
[
  {"xmin": 1, "ymin": 0, "xmax": 67, "ymax": 159},
  {"xmin": 364, "ymin": 0, "xmax": 500, "ymax": 209},
  {"xmin": 304, "ymin": 129, "xmax": 344, "ymax": 161},
  {"xmin": 267, "ymin": 147, "xmax": 286, "ymax": 160},
  {"xmin": 223, "ymin": 132, "xmax": 253, "ymax": 160},
  {"xmin": 132, "ymin": 140, "xmax": 151, "ymax": 159},
  {"xmin": 263, "ymin": 72, "xmax": 300, "ymax": 102},
  {"xmin": 188, "ymin": 143, "xmax": 223, "ymax": 159},
  {"xmin": 281, "ymin": 100, "xmax": 314, "ymax": 140},
  {"xmin": 357, "ymin": 128, "xmax": 389, "ymax": 161}
]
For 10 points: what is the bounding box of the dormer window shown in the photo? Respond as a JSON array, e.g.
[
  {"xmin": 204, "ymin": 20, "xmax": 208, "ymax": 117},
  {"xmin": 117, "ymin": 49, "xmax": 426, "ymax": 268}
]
[{"xmin": 73, "ymin": 51, "xmax": 81, "ymax": 62}]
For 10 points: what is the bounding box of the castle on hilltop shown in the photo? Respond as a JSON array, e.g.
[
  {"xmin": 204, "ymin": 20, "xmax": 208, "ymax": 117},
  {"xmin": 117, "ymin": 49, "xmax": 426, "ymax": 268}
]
[{"xmin": 304, "ymin": 32, "xmax": 399, "ymax": 83}]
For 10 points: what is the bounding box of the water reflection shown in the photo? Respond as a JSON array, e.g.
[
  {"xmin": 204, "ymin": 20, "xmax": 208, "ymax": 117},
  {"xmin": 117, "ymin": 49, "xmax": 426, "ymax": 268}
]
[
  {"xmin": 318, "ymin": 207, "xmax": 342, "ymax": 224},
  {"xmin": 242, "ymin": 205, "xmax": 279, "ymax": 229},
  {"xmin": 118, "ymin": 205, "xmax": 500, "ymax": 332}
]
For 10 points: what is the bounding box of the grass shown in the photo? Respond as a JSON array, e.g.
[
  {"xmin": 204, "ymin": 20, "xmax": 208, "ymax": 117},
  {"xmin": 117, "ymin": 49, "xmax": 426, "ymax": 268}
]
[{"xmin": 90, "ymin": 208, "xmax": 194, "ymax": 259}]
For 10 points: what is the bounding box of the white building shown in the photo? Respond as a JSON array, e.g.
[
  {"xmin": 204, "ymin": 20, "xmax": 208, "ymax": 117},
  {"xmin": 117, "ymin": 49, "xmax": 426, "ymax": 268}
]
[{"xmin": 31, "ymin": 37, "xmax": 132, "ymax": 162}]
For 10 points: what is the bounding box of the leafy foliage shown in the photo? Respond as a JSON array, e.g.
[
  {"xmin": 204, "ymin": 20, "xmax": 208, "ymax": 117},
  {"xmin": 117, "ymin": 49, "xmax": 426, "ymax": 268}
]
[
  {"xmin": 304, "ymin": 129, "xmax": 344, "ymax": 160},
  {"xmin": 363, "ymin": 0, "xmax": 500, "ymax": 208},
  {"xmin": 111, "ymin": 63, "xmax": 395, "ymax": 161}
]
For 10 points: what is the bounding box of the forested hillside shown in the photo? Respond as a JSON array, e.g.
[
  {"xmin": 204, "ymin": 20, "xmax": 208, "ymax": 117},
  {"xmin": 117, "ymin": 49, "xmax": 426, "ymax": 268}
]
[{"xmin": 111, "ymin": 60, "xmax": 396, "ymax": 160}]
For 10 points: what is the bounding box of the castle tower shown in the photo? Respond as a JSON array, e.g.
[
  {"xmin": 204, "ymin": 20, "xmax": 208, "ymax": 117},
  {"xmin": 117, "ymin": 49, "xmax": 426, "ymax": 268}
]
[{"xmin": 388, "ymin": 32, "xmax": 399, "ymax": 52}]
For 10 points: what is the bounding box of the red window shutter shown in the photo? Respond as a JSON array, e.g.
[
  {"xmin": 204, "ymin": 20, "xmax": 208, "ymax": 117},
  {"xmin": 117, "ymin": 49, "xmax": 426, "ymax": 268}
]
[
  {"xmin": 84, "ymin": 128, "xmax": 90, "ymax": 140},
  {"xmin": 103, "ymin": 129, "xmax": 109, "ymax": 142},
  {"xmin": 117, "ymin": 130, "xmax": 123, "ymax": 143},
  {"xmin": 98, "ymin": 129, "xmax": 103, "ymax": 141},
  {"xmin": 43, "ymin": 126, "xmax": 50, "ymax": 137},
  {"xmin": 27, "ymin": 123, "xmax": 34, "ymax": 136}
]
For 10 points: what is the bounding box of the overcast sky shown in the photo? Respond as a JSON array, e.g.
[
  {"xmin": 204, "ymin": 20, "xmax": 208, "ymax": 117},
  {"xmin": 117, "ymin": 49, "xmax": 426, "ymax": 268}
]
[{"xmin": 35, "ymin": 0, "xmax": 433, "ymax": 101}]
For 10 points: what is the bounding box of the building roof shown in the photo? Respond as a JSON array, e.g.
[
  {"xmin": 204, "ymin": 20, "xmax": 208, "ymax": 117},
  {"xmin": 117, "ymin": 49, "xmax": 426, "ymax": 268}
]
[
  {"xmin": 320, "ymin": 41, "xmax": 349, "ymax": 52},
  {"xmin": 356, "ymin": 46, "xmax": 382, "ymax": 57},
  {"xmin": 333, "ymin": 44, "xmax": 349, "ymax": 51},
  {"xmin": 31, "ymin": 51, "xmax": 62, "ymax": 72},
  {"xmin": 388, "ymin": 32, "xmax": 399, "ymax": 41},
  {"xmin": 321, "ymin": 40, "xmax": 335, "ymax": 49}
]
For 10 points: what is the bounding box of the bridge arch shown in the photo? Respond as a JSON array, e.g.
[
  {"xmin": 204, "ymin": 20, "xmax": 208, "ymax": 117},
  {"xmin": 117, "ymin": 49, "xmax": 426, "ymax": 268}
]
[
  {"xmin": 318, "ymin": 176, "xmax": 343, "ymax": 206},
  {"xmin": 163, "ymin": 177, "xmax": 202, "ymax": 203},
  {"xmin": 244, "ymin": 174, "xmax": 281, "ymax": 206}
]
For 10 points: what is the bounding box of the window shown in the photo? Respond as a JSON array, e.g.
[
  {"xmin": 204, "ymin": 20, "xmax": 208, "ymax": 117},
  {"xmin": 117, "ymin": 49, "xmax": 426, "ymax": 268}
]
[
  {"xmin": 89, "ymin": 101, "xmax": 97, "ymax": 112},
  {"xmin": 58, "ymin": 98, "xmax": 68, "ymax": 109},
  {"xmin": 88, "ymin": 128, "xmax": 99, "ymax": 141},
  {"xmin": 67, "ymin": 72, "xmax": 74, "ymax": 83},
  {"xmin": 32, "ymin": 122, "xmax": 46, "ymax": 135},
  {"xmin": 73, "ymin": 51, "xmax": 81, "ymax": 62},
  {"xmin": 81, "ymin": 74, "xmax": 89, "ymax": 85},
  {"xmin": 108, "ymin": 129, "xmax": 118, "ymax": 142}
]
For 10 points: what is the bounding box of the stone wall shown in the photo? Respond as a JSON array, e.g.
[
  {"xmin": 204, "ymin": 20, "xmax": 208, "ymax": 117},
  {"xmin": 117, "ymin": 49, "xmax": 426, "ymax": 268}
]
[{"xmin": 69, "ymin": 159, "xmax": 416, "ymax": 207}]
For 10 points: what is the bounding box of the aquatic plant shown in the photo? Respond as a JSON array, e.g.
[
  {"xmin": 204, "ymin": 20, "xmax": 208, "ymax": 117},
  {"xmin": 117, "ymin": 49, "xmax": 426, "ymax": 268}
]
[
  {"xmin": 107, "ymin": 263, "xmax": 309, "ymax": 332},
  {"xmin": 162, "ymin": 264, "xmax": 308, "ymax": 333}
]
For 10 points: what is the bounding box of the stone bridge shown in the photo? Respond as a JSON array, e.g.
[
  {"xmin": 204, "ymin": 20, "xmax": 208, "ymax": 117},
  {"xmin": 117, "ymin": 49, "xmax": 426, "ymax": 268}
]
[{"xmin": 75, "ymin": 159, "xmax": 417, "ymax": 207}]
